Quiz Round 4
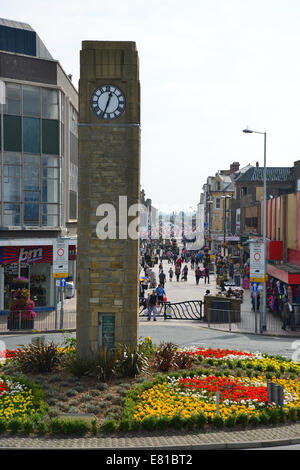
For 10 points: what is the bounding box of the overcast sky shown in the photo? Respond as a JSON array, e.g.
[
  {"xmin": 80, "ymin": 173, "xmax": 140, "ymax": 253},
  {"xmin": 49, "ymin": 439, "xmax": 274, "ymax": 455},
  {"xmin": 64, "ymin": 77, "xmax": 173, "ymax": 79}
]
[{"xmin": 2, "ymin": 0, "xmax": 300, "ymax": 212}]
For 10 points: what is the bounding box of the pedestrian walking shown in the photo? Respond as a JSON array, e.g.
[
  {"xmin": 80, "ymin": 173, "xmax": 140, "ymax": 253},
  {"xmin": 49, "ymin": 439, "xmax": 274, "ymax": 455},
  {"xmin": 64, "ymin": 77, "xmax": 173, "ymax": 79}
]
[
  {"xmin": 195, "ymin": 266, "xmax": 202, "ymax": 285},
  {"xmin": 155, "ymin": 284, "xmax": 166, "ymax": 305},
  {"xmin": 282, "ymin": 298, "xmax": 296, "ymax": 331},
  {"xmin": 204, "ymin": 266, "xmax": 210, "ymax": 284},
  {"xmin": 182, "ymin": 264, "xmax": 188, "ymax": 281},
  {"xmin": 159, "ymin": 270, "xmax": 166, "ymax": 288},
  {"xmin": 168, "ymin": 267, "xmax": 174, "ymax": 281},
  {"xmin": 175, "ymin": 264, "xmax": 181, "ymax": 282},
  {"xmin": 147, "ymin": 289, "xmax": 159, "ymax": 321}
]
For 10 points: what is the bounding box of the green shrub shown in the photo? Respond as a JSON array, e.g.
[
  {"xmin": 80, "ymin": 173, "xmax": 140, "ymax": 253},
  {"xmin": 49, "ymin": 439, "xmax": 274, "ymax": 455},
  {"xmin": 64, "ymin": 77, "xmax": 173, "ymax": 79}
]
[
  {"xmin": 96, "ymin": 347, "xmax": 121, "ymax": 381},
  {"xmin": 195, "ymin": 412, "xmax": 207, "ymax": 428},
  {"xmin": 8, "ymin": 417, "xmax": 22, "ymax": 434},
  {"xmin": 13, "ymin": 342, "xmax": 62, "ymax": 373},
  {"xmin": 116, "ymin": 343, "xmax": 149, "ymax": 378},
  {"xmin": 91, "ymin": 419, "xmax": 98, "ymax": 435},
  {"xmin": 101, "ymin": 418, "xmax": 117, "ymax": 433},
  {"xmin": 141, "ymin": 415, "xmax": 158, "ymax": 431},
  {"xmin": 21, "ymin": 417, "xmax": 35, "ymax": 435},
  {"xmin": 288, "ymin": 407, "xmax": 298, "ymax": 422},
  {"xmin": 0, "ymin": 419, "xmax": 7, "ymax": 433},
  {"xmin": 259, "ymin": 411, "xmax": 270, "ymax": 425},
  {"xmin": 169, "ymin": 413, "xmax": 185, "ymax": 429},
  {"xmin": 212, "ymin": 414, "xmax": 224, "ymax": 428},
  {"xmin": 64, "ymin": 354, "xmax": 95, "ymax": 378},
  {"xmin": 49, "ymin": 418, "xmax": 88, "ymax": 436},
  {"xmin": 249, "ymin": 415, "xmax": 260, "ymax": 427},
  {"xmin": 156, "ymin": 415, "xmax": 170, "ymax": 430},
  {"xmin": 225, "ymin": 414, "xmax": 236, "ymax": 428},
  {"xmin": 236, "ymin": 413, "xmax": 249, "ymax": 428},
  {"xmin": 119, "ymin": 417, "xmax": 132, "ymax": 432}
]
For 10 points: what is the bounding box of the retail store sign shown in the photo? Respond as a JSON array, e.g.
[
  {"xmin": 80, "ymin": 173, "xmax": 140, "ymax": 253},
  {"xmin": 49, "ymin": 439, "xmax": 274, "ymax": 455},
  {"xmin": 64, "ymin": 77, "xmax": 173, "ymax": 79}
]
[
  {"xmin": 53, "ymin": 240, "xmax": 69, "ymax": 278},
  {"xmin": 250, "ymin": 241, "xmax": 265, "ymax": 282}
]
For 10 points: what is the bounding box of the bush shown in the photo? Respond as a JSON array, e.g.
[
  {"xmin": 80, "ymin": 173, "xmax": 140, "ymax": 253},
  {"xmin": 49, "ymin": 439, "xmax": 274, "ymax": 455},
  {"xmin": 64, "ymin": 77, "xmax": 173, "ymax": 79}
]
[
  {"xmin": 151, "ymin": 342, "xmax": 179, "ymax": 372},
  {"xmin": 96, "ymin": 347, "xmax": 121, "ymax": 381},
  {"xmin": 49, "ymin": 418, "xmax": 89, "ymax": 436},
  {"xmin": 116, "ymin": 343, "xmax": 149, "ymax": 378},
  {"xmin": 101, "ymin": 418, "xmax": 117, "ymax": 433},
  {"xmin": 63, "ymin": 354, "xmax": 95, "ymax": 378},
  {"xmin": 236, "ymin": 413, "xmax": 249, "ymax": 428},
  {"xmin": 288, "ymin": 407, "xmax": 298, "ymax": 422},
  {"xmin": 175, "ymin": 352, "xmax": 193, "ymax": 370},
  {"xmin": 212, "ymin": 414, "xmax": 224, "ymax": 428},
  {"xmin": 13, "ymin": 342, "xmax": 62, "ymax": 373},
  {"xmin": 141, "ymin": 415, "xmax": 158, "ymax": 431},
  {"xmin": 225, "ymin": 414, "xmax": 237, "ymax": 428}
]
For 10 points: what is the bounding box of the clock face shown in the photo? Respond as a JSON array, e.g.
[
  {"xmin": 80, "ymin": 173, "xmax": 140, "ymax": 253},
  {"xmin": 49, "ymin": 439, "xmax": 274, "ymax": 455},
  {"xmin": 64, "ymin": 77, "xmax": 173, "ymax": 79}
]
[{"xmin": 90, "ymin": 85, "xmax": 126, "ymax": 120}]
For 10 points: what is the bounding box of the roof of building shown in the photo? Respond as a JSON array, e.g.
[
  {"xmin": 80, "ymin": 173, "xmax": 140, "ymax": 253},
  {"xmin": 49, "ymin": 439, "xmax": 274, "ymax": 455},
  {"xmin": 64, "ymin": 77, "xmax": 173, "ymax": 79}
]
[
  {"xmin": 0, "ymin": 17, "xmax": 53, "ymax": 60},
  {"xmin": 236, "ymin": 166, "xmax": 294, "ymax": 183},
  {"xmin": 0, "ymin": 18, "xmax": 34, "ymax": 31}
]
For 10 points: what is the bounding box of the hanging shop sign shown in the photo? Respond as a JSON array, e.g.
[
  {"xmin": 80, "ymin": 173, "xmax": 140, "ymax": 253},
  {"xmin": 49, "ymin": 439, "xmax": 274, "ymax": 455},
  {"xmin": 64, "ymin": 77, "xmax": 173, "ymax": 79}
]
[{"xmin": 0, "ymin": 246, "xmax": 52, "ymax": 264}]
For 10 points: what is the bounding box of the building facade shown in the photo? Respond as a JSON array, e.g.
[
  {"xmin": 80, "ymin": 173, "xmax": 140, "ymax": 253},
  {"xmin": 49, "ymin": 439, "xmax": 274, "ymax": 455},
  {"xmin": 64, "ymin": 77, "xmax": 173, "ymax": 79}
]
[{"xmin": 0, "ymin": 18, "xmax": 78, "ymax": 313}]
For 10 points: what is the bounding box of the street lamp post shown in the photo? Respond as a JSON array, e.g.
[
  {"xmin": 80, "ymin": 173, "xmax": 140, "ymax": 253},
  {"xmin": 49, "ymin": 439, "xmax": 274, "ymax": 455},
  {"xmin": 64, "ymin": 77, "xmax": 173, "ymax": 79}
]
[
  {"xmin": 221, "ymin": 195, "xmax": 231, "ymax": 257},
  {"xmin": 242, "ymin": 128, "xmax": 267, "ymax": 332},
  {"xmin": 207, "ymin": 199, "xmax": 213, "ymax": 250}
]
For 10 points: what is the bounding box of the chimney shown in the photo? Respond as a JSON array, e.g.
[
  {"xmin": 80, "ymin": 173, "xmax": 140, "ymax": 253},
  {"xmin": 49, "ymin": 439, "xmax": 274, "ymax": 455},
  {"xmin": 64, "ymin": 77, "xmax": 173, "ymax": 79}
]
[{"xmin": 230, "ymin": 162, "xmax": 240, "ymax": 174}]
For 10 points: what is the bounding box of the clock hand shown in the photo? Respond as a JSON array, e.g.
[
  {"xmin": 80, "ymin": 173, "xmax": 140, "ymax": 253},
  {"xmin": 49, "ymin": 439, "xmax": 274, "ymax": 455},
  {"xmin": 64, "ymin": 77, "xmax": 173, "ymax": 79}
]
[{"xmin": 103, "ymin": 93, "xmax": 113, "ymax": 114}]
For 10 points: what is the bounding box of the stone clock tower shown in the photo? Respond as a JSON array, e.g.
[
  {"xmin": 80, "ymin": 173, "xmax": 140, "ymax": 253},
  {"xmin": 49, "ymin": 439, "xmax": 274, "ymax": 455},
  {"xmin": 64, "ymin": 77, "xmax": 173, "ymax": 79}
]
[{"xmin": 76, "ymin": 41, "xmax": 140, "ymax": 358}]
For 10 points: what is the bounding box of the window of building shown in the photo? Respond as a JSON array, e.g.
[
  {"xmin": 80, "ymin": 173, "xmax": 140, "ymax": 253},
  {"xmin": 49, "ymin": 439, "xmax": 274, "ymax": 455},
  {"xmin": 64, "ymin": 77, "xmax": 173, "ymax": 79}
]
[
  {"xmin": 42, "ymin": 119, "xmax": 59, "ymax": 154},
  {"xmin": 4, "ymin": 84, "xmax": 21, "ymax": 115},
  {"xmin": 3, "ymin": 115, "xmax": 22, "ymax": 151},
  {"xmin": 215, "ymin": 198, "xmax": 221, "ymax": 209},
  {"xmin": 23, "ymin": 117, "xmax": 41, "ymax": 153},
  {"xmin": 23, "ymin": 86, "xmax": 41, "ymax": 117},
  {"xmin": 0, "ymin": 83, "xmax": 75, "ymax": 227},
  {"xmin": 42, "ymin": 89, "xmax": 58, "ymax": 120}
]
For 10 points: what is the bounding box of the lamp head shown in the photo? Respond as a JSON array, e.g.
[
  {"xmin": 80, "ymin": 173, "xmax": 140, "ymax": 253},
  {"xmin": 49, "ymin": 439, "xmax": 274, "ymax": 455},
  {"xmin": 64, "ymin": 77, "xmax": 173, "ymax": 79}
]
[{"xmin": 243, "ymin": 128, "xmax": 253, "ymax": 134}]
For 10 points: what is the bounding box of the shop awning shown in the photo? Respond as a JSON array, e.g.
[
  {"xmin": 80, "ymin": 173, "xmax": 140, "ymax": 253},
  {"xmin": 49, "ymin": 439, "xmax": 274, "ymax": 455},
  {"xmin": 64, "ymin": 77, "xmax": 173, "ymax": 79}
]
[{"xmin": 267, "ymin": 263, "xmax": 300, "ymax": 285}]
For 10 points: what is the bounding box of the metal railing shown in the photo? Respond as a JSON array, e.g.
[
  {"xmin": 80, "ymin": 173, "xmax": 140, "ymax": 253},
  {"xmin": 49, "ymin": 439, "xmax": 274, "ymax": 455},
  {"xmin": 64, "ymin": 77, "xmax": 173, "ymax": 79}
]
[
  {"xmin": 139, "ymin": 300, "xmax": 203, "ymax": 320},
  {"xmin": 0, "ymin": 309, "xmax": 76, "ymax": 333}
]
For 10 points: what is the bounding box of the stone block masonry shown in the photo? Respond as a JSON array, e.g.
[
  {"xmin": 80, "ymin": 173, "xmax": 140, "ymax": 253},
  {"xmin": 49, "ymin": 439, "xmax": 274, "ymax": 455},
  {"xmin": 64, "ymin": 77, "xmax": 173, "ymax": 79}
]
[{"xmin": 76, "ymin": 41, "xmax": 140, "ymax": 358}]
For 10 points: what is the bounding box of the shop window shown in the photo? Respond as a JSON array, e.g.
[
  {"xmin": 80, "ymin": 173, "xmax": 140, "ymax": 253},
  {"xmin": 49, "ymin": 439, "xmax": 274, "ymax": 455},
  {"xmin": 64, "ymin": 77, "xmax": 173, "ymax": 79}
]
[
  {"xmin": 42, "ymin": 89, "xmax": 58, "ymax": 120},
  {"xmin": 3, "ymin": 115, "xmax": 22, "ymax": 152},
  {"xmin": 42, "ymin": 178, "xmax": 58, "ymax": 203},
  {"xmin": 4, "ymin": 84, "xmax": 21, "ymax": 115},
  {"xmin": 42, "ymin": 204, "xmax": 58, "ymax": 226},
  {"xmin": 23, "ymin": 86, "xmax": 41, "ymax": 117},
  {"xmin": 42, "ymin": 119, "xmax": 59, "ymax": 155},
  {"xmin": 3, "ymin": 203, "xmax": 20, "ymax": 226},
  {"xmin": 23, "ymin": 117, "xmax": 40, "ymax": 154},
  {"xmin": 24, "ymin": 203, "xmax": 39, "ymax": 225}
]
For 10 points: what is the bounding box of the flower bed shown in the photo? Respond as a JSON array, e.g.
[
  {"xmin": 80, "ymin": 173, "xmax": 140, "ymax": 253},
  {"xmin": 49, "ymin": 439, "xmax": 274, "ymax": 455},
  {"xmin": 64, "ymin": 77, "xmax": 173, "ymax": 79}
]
[
  {"xmin": 0, "ymin": 376, "xmax": 43, "ymax": 420},
  {"xmin": 121, "ymin": 347, "xmax": 300, "ymax": 431}
]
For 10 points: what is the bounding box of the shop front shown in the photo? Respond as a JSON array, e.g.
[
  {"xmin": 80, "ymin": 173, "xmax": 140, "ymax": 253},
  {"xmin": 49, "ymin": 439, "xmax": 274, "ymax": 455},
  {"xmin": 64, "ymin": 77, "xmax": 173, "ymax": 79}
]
[{"xmin": 0, "ymin": 242, "xmax": 77, "ymax": 313}]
